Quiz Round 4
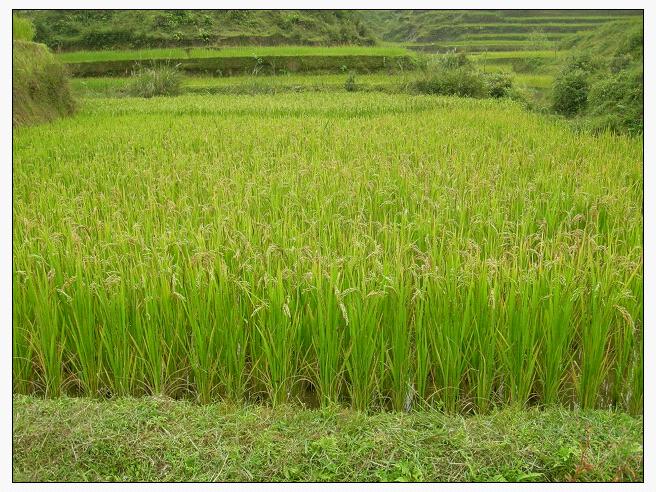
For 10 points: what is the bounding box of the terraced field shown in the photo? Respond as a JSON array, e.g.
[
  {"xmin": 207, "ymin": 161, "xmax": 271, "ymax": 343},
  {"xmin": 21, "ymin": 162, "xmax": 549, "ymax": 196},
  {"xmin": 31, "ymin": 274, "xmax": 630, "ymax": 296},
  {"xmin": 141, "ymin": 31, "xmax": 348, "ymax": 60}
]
[
  {"xmin": 12, "ymin": 10, "xmax": 644, "ymax": 483},
  {"xmin": 56, "ymin": 45, "xmax": 411, "ymax": 63},
  {"xmin": 362, "ymin": 10, "xmax": 642, "ymax": 47}
]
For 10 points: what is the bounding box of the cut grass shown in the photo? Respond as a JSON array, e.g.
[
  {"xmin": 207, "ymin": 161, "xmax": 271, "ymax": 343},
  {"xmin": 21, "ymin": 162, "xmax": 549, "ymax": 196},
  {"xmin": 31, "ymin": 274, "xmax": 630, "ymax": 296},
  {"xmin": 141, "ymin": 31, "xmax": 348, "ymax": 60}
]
[
  {"xmin": 13, "ymin": 94, "xmax": 642, "ymax": 412},
  {"xmin": 56, "ymin": 45, "xmax": 412, "ymax": 63},
  {"xmin": 12, "ymin": 395, "xmax": 643, "ymax": 482}
]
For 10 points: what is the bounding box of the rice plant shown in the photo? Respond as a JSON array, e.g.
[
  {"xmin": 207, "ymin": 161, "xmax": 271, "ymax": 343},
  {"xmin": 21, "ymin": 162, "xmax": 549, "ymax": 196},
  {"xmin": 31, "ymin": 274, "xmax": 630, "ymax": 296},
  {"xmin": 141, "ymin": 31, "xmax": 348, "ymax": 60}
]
[{"xmin": 12, "ymin": 93, "xmax": 643, "ymax": 414}]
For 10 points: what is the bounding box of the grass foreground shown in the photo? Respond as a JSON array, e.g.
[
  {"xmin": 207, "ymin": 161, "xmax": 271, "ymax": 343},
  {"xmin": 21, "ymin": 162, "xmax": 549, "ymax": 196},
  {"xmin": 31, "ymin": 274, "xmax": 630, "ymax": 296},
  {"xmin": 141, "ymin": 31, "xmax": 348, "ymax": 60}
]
[{"xmin": 13, "ymin": 395, "xmax": 642, "ymax": 482}]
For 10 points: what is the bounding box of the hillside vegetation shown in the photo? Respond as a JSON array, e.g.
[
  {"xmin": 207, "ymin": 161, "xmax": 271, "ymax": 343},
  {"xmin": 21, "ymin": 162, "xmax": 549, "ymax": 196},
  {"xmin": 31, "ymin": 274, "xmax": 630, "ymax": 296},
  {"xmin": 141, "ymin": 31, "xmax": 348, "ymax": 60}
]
[
  {"xmin": 19, "ymin": 10, "xmax": 376, "ymax": 50},
  {"xmin": 552, "ymin": 19, "xmax": 643, "ymax": 133},
  {"xmin": 12, "ymin": 40, "xmax": 75, "ymax": 127},
  {"xmin": 361, "ymin": 10, "xmax": 642, "ymax": 46},
  {"xmin": 13, "ymin": 13, "xmax": 36, "ymax": 41}
]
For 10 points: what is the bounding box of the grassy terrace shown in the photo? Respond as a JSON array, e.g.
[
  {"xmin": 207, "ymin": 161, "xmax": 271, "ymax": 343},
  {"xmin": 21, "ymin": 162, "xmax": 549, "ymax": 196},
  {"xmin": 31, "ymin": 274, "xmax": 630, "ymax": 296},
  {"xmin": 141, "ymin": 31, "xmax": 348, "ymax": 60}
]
[
  {"xmin": 69, "ymin": 71, "xmax": 555, "ymax": 98},
  {"xmin": 426, "ymin": 40, "xmax": 546, "ymax": 47},
  {"xmin": 68, "ymin": 73, "xmax": 402, "ymax": 97},
  {"xmin": 13, "ymin": 396, "xmax": 643, "ymax": 482},
  {"xmin": 430, "ymin": 22, "xmax": 604, "ymax": 30},
  {"xmin": 469, "ymin": 50, "xmax": 563, "ymax": 60},
  {"xmin": 56, "ymin": 45, "xmax": 412, "ymax": 63}
]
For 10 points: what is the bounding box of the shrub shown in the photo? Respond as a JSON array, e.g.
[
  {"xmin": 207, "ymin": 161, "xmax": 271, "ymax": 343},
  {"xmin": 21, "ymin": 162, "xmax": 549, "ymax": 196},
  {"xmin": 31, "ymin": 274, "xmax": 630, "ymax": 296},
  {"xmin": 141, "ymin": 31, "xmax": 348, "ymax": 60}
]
[
  {"xmin": 127, "ymin": 65, "xmax": 182, "ymax": 98},
  {"xmin": 551, "ymin": 69, "xmax": 589, "ymax": 117},
  {"xmin": 586, "ymin": 67, "xmax": 643, "ymax": 134},
  {"xmin": 13, "ymin": 15, "xmax": 35, "ymax": 41},
  {"xmin": 437, "ymin": 50, "xmax": 471, "ymax": 70},
  {"xmin": 412, "ymin": 67, "xmax": 487, "ymax": 98},
  {"xmin": 561, "ymin": 52, "xmax": 599, "ymax": 73},
  {"xmin": 411, "ymin": 53, "xmax": 516, "ymax": 100},
  {"xmin": 484, "ymin": 72, "xmax": 513, "ymax": 98},
  {"xmin": 410, "ymin": 53, "xmax": 499, "ymax": 99}
]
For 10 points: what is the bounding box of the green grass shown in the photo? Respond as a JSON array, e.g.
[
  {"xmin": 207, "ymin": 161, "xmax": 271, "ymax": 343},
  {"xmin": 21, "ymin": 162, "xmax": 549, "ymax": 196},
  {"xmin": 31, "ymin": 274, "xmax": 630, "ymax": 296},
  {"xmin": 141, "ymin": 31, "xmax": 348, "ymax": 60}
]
[
  {"xmin": 470, "ymin": 50, "xmax": 563, "ymax": 60},
  {"xmin": 429, "ymin": 22, "xmax": 601, "ymax": 31},
  {"xmin": 13, "ymin": 395, "xmax": 643, "ymax": 482},
  {"xmin": 69, "ymin": 73, "xmax": 418, "ymax": 98},
  {"xmin": 56, "ymin": 45, "xmax": 411, "ymax": 63},
  {"xmin": 69, "ymin": 69, "xmax": 551, "ymax": 99},
  {"xmin": 515, "ymin": 74, "xmax": 553, "ymax": 89},
  {"xmin": 13, "ymin": 93, "xmax": 642, "ymax": 412},
  {"xmin": 13, "ymin": 14, "xmax": 35, "ymax": 42}
]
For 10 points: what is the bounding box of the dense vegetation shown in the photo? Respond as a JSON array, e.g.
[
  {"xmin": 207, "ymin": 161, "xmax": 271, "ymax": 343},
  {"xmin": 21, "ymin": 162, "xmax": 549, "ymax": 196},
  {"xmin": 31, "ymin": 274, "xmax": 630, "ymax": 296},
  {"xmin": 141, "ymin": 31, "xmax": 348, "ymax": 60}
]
[
  {"xmin": 13, "ymin": 14, "xmax": 36, "ymax": 42},
  {"xmin": 57, "ymin": 46, "xmax": 414, "ymax": 77},
  {"xmin": 409, "ymin": 52, "xmax": 515, "ymax": 99},
  {"xmin": 14, "ymin": 396, "xmax": 643, "ymax": 482},
  {"xmin": 552, "ymin": 19, "xmax": 643, "ymax": 133},
  {"xmin": 14, "ymin": 94, "xmax": 642, "ymax": 414},
  {"xmin": 125, "ymin": 66, "xmax": 182, "ymax": 98},
  {"xmin": 12, "ymin": 37, "xmax": 75, "ymax": 126},
  {"xmin": 55, "ymin": 45, "xmax": 410, "ymax": 63},
  {"xmin": 12, "ymin": 10, "xmax": 644, "ymax": 483},
  {"xmin": 19, "ymin": 10, "xmax": 376, "ymax": 50},
  {"xmin": 361, "ymin": 10, "xmax": 641, "ymax": 45}
]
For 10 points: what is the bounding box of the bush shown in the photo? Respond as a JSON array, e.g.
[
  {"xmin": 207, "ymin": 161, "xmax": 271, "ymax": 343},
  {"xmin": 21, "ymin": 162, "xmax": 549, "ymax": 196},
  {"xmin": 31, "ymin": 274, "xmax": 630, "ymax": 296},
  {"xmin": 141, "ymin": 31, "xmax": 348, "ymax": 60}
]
[
  {"xmin": 412, "ymin": 67, "xmax": 487, "ymax": 98},
  {"xmin": 13, "ymin": 15, "xmax": 35, "ymax": 41},
  {"xmin": 561, "ymin": 53, "xmax": 599, "ymax": 73},
  {"xmin": 410, "ymin": 53, "xmax": 488, "ymax": 98},
  {"xmin": 552, "ymin": 20, "xmax": 643, "ymax": 134},
  {"xmin": 551, "ymin": 69, "xmax": 589, "ymax": 117},
  {"xmin": 127, "ymin": 65, "xmax": 182, "ymax": 98},
  {"xmin": 410, "ymin": 53, "xmax": 517, "ymax": 100},
  {"xmin": 586, "ymin": 67, "xmax": 643, "ymax": 134},
  {"xmin": 437, "ymin": 51, "xmax": 471, "ymax": 70},
  {"xmin": 484, "ymin": 72, "xmax": 513, "ymax": 98}
]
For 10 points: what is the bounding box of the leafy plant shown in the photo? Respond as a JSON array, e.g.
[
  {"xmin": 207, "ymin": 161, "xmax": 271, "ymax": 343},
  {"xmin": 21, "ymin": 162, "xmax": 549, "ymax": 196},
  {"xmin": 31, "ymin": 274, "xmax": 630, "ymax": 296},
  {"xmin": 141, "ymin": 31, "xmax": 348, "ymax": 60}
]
[{"xmin": 552, "ymin": 68, "xmax": 588, "ymax": 116}]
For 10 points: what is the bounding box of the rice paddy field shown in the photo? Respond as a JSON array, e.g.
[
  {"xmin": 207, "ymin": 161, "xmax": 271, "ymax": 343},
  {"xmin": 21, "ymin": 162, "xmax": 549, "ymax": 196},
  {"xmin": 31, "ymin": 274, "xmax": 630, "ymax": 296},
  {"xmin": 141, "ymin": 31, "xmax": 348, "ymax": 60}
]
[
  {"xmin": 68, "ymin": 70, "xmax": 555, "ymax": 102},
  {"xmin": 13, "ymin": 93, "xmax": 643, "ymax": 414},
  {"xmin": 69, "ymin": 73, "xmax": 410, "ymax": 98},
  {"xmin": 55, "ymin": 45, "xmax": 412, "ymax": 63}
]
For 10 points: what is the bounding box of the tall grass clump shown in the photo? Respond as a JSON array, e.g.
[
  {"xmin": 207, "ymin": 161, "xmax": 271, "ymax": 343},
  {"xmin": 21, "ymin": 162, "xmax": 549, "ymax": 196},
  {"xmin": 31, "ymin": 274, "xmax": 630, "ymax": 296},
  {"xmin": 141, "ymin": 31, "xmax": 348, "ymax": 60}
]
[
  {"xmin": 127, "ymin": 65, "xmax": 182, "ymax": 98},
  {"xmin": 12, "ymin": 40, "xmax": 75, "ymax": 127},
  {"xmin": 12, "ymin": 93, "xmax": 642, "ymax": 415},
  {"xmin": 13, "ymin": 15, "xmax": 36, "ymax": 41},
  {"xmin": 409, "ymin": 52, "xmax": 515, "ymax": 99}
]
